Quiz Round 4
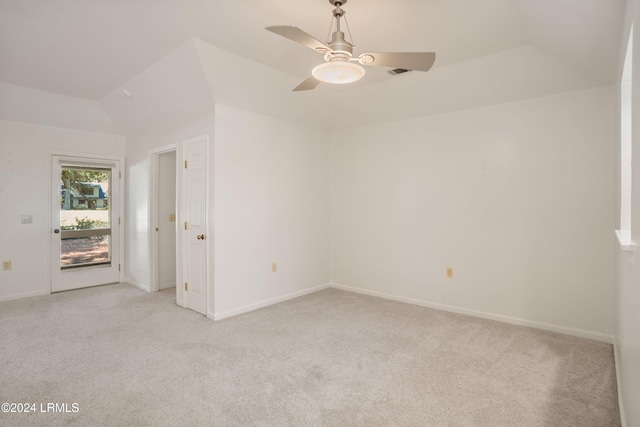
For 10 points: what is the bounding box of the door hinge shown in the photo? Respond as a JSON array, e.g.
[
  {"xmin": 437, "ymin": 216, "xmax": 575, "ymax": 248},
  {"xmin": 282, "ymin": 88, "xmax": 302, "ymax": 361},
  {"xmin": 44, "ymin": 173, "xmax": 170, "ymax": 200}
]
[
  {"xmin": 119, "ymin": 171, "xmax": 122, "ymax": 179},
  {"xmin": 118, "ymin": 217, "xmax": 121, "ymax": 225},
  {"xmin": 184, "ymin": 160, "xmax": 188, "ymax": 169},
  {"xmin": 118, "ymin": 264, "xmax": 121, "ymax": 272},
  {"xmin": 184, "ymin": 222, "xmax": 188, "ymax": 230},
  {"xmin": 184, "ymin": 283, "xmax": 188, "ymax": 291}
]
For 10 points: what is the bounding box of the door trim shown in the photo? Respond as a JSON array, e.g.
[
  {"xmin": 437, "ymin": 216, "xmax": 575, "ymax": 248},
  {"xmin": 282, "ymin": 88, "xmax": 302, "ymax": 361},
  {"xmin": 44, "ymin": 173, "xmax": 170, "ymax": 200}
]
[{"xmin": 49, "ymin": 152, "xmax": 125, "ymax": 293}]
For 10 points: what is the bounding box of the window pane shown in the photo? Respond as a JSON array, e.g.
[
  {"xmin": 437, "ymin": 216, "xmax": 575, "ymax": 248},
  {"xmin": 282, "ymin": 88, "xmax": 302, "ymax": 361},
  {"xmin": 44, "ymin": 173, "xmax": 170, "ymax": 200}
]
[{"xmin": 59, "ymin": 166, "xmax": 111, "ymax": 268}]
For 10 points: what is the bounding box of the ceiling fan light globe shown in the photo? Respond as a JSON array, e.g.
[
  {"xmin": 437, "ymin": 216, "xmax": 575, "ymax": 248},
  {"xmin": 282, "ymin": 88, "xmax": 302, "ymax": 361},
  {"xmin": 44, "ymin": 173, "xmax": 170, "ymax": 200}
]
[{"xmin": 312, "ymin": 62, "xmax": 365, "ymax": 84}]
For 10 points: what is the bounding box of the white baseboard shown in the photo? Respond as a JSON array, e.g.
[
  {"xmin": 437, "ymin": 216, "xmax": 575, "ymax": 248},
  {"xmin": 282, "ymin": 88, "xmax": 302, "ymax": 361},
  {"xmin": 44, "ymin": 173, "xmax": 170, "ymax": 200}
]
[
  {"xmin": 330, "ymin": 282, "xmax": 615, "ymax": 344},
  {"xmin": 0, "ymin": 289, "xmax": 50, "ymax": 302},
  {"xmin": 124, "ymin": 277, "xmax": 150, "ymax": 293},
  {"xmin": 209, "ymin": 283, "xmax": 330, "ymax": 321},
  {"xmin": 614, "ymin": 342, "xmax": 627, "ymax": 427},
  {"xmin": 159, "ymin": 282, "xmax": 176, "ymax": 291}
]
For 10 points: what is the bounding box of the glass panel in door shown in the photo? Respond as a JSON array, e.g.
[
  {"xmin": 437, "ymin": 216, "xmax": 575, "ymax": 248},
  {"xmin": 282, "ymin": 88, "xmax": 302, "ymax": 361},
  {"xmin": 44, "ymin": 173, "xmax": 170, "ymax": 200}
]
[{"xmin": 59, "ymin": 166, "xmax": 112, "ymax": 269}]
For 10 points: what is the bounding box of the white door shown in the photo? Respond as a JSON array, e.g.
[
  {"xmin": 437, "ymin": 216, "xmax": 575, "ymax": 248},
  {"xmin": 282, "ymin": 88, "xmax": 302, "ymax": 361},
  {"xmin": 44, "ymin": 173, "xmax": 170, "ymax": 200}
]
[
  {"xmin": 51, "ymin": 156, "xmax": 121, "ymax": 292},
  {"xmin": 182, "ymin": 136, "xmax": 208, "ymax": 315}
]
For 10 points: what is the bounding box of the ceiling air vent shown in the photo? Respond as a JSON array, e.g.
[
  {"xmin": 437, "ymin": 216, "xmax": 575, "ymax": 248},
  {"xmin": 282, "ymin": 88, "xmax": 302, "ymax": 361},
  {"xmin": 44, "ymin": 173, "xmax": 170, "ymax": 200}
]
[{"xmin": 388, "ymin": 68, "xmax": 410, "ymax": 76}]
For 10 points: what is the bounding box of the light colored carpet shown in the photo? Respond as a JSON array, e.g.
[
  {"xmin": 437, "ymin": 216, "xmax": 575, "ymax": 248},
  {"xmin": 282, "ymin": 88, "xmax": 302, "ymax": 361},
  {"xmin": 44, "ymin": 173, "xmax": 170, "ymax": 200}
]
[{"xmin": 0, "ymin": 284, "xmax": 619, "ymax": 426}]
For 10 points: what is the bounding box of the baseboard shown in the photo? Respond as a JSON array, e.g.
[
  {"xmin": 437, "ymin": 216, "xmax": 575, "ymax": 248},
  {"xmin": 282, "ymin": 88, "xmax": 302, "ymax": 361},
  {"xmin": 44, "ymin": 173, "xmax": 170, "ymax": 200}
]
[
  {"xmin": 330, "ymin": 283, "xmax": 615, "ymax": 344},
  {"xmin": 124, "ymin": 277, "xmax": 150, "ymax": 293},
  {"xmin": 614, "ymin": 342, "xmax": 627, "ymax": 427},
  {"xmin": 159, "ymin": 282, "xmax": 176, "ymax": 291},
  {"xmin": 210, "ymin": 283, "xmax": 330, "ymax": 321},
  {"xmin": 0, "ymin": 289, "xmax": 50, "ymax": 302}
]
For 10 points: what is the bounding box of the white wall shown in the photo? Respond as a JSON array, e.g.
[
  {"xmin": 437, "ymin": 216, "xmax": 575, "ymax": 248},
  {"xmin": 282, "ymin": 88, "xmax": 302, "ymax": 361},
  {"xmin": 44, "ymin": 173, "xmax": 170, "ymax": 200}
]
[
  {"xmin": 616, "ymin": 0, "xmax": 640, "ymax": 425},
  {"xmin": 213, "ymin": 105, "xmax": 330, "ymax": 318},
  {"xmin": 0, "ymin": 119, "xmax": 125, "ymax": 301},
  {"xmin": 330, "ymin": 86, "xmax": 616, "ymax": 341},
  {"xmin": 158, "ymin": 151, "xmax": 177, "ymax": 290},
  {"xmin": 0, "ymin": 82, "xmax": 119, "ymax": 135}
]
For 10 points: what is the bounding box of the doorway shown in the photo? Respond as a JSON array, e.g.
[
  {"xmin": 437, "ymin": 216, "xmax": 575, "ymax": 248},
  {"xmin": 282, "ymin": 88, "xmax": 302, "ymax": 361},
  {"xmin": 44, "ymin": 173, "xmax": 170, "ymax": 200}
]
[
  {"xmin": 157, "ymin": 150, "xmax": 177, "ymax": 293},
  {"xmin": 149, "ymin": 136, "xmax": 209, "ymax": 316},
  {"xmin": 150, "ymin": 145, "xmax": 178, "ymax": 299},
  {"xmin": 51, "ymin": 155, "xmax": 122, "ymax": 292}
]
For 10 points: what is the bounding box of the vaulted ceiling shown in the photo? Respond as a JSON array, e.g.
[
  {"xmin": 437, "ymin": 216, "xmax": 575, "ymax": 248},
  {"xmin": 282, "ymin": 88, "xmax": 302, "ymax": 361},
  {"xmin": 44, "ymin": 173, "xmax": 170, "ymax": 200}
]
[{"xmin": 0, "ymin": 0, "xmax": 625, "ymax": 133}]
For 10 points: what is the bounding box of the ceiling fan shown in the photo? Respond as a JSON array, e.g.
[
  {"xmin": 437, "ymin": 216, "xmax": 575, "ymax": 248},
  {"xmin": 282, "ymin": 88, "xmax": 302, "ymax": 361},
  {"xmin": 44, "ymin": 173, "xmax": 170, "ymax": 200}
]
[{"xmin": 266, "ymin": 0, "xmax": 436, "ymax": 91}]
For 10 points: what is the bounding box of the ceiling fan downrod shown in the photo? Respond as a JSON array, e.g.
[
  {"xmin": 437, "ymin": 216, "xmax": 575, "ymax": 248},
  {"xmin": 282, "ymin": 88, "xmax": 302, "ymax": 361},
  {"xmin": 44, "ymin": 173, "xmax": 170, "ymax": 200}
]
[{"xmin": 327, "ymin": 0, "xmax": 353, "ymax": 62}]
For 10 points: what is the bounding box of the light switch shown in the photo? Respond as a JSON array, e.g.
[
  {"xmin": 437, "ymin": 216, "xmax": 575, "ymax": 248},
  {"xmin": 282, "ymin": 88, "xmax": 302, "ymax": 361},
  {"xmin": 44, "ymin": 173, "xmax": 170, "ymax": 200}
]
[
  {"xmin": 169, "ymin": 214, "xmax": 176, "ymax": 222},
  {"xmin": 21, "ymin": 215, "xmax": 33, "ymax": 224}
]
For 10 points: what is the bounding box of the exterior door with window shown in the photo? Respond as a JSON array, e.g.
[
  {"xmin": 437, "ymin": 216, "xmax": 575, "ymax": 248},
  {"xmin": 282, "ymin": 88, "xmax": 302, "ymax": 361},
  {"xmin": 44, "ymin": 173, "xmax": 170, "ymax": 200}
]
[{"xmin": 51, "ymin": 156, "xmax": 121, "ymax": 292}]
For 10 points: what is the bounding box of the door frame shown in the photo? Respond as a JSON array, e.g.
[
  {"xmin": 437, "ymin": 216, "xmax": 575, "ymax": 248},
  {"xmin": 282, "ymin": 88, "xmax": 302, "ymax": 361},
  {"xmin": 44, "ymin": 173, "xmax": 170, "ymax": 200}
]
[
  {"xmin": 49, "ymin": 152, "xmax": 125, "ymax": 293},
  {"xmin": 149, "ymin": 136, "xmax": 210, "ymax": 315},
  {"xmin": 149, "ymin": 143, "xmax": 180, "ymax": 301}
]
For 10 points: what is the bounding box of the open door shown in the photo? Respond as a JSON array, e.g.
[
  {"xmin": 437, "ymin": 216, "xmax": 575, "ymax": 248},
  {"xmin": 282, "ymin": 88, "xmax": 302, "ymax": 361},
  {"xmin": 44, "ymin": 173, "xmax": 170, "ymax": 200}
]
[{"xmin": 182, "ymin": 135, "xmax": 208, "ymax": 315}]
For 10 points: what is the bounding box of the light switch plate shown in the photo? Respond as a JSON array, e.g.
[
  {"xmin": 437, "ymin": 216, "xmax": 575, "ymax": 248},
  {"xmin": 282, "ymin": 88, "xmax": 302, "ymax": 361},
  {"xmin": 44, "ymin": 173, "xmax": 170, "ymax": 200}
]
[{"xmin": 21, "ymin": 215, "xmax": 33, "ymax": 224}]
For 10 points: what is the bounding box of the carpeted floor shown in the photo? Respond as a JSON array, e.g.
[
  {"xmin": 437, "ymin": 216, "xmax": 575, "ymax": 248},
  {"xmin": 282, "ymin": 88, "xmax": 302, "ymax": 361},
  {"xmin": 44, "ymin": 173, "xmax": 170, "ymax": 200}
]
[{"xmin": 0, "ymin": 284, "xmax": 620, "ymax": 426}]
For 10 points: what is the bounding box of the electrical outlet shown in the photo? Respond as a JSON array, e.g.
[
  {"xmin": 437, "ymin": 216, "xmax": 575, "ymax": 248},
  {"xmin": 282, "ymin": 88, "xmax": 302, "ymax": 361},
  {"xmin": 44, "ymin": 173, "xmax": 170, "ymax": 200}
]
[
  {"xmin": 272, "ymin": 262, "xmax": 277, "ymax": 273},
  {"xmin": 446, "ymin": 267, "xmax": 454, "ymax": 279},
  {"xmin": 2, "ymin": 260, "xmax": 12, "ymax": 271}
]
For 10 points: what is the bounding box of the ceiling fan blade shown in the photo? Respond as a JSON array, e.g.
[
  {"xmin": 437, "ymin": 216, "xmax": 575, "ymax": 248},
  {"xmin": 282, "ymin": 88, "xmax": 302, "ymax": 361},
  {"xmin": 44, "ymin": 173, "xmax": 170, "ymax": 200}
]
[
  {"xmin": 293, "ymin": 76, "xmax": 321, "ymax": 91},
  {"xmin": 266, "ymin": 25, "xmax": 331, "ymax": 54},
  {"xmin": 358, "ymin": 52, "xmax": 436, "ymax": 72}
]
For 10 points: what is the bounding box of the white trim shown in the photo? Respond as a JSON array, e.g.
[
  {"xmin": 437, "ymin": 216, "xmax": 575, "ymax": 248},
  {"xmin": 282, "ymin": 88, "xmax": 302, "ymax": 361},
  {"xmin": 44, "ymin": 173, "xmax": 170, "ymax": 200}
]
[
  {"xmin": 149, "ymin": 152, "xmax": 160, "ymax": 293},
  {"xmin": 330, "ymin": 282, "xmax": 615, "ymax": 344},
  {"xmin": 615, "ymin": 229, "xmax": 636, "ymax": 252},
  {"xmin": 176, "ymin": 144, "xmax": 186, "ymax": 308},
  {"xmin": 124, "ymin": 277, "xmax": 150, "ymax": 293},
  {"xmin": 0, "ymin": 289, "xmax": 50, "ymax": 302},
  {"xmin": 210, "ymin": 283, "xmax": 330, "ymax": 321},
  {"xmin": 159, "ymin": 282, "xmax": 177, "ymax": 290},
  {"xmin": 614, "ymin": 343, "xmax": 627, "ymax": 427}
]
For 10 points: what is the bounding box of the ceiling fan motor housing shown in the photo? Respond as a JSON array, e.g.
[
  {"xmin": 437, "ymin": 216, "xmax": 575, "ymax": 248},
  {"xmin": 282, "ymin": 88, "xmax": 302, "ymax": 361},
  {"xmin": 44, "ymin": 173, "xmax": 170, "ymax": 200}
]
[{"xmin": 327, "ymin": 31, "xmax": 353, "ymax": 61}]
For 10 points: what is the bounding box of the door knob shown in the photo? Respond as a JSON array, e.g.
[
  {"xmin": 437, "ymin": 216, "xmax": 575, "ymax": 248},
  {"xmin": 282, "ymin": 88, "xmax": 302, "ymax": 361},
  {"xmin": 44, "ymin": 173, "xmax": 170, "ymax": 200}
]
[
  {"xmin": 54, "ymin": 229, "xmax": 60, "ymax": 234},
  {"xmin": 196, "ymin": 234, "xmax": 205, "ymax": 240}
]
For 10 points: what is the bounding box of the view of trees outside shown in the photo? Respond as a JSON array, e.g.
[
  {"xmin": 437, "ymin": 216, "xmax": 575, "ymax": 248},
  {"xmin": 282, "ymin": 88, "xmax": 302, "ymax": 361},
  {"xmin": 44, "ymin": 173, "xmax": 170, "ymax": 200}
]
[{"xmin": 59, "ymin": 168, "xmax": 111, "ymax": 267}]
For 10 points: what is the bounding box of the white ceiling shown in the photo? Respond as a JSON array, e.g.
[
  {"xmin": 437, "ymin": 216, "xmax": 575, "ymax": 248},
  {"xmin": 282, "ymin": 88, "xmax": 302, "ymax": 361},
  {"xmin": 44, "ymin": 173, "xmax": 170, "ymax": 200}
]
[{"xmin": 0, "ymin": 0, "xmax": 625, "ymax": 132}]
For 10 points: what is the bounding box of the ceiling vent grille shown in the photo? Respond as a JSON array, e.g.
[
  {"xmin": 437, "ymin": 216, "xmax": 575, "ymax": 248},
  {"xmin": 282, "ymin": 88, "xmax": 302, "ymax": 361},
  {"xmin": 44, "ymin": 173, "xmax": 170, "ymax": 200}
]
[{"xmin": 388, "ymin": 68, "xmax": 410, "ymax": 76}]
